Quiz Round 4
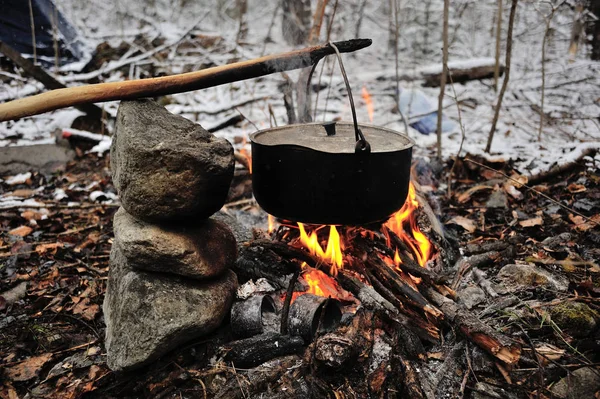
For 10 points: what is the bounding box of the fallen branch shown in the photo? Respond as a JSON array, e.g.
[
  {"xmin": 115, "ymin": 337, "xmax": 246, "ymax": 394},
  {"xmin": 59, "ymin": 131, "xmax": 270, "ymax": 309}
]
[
  {"xmin": 424, "ymin": 288, "xmax": 521, "ymax": 365},
  {"xmin": 0, "ymin": 39, "xmax": 372, "ymax": 121}
]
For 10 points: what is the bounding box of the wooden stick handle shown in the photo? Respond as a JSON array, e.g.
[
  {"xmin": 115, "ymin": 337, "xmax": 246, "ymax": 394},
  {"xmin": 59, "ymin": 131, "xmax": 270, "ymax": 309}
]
[{"xmin": 0, "ymin": 39, "xmax": 371, "ymax": 122}]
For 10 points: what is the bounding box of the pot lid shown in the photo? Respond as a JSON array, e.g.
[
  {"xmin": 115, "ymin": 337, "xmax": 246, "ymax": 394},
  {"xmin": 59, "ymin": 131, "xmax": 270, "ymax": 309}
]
[{"xmin": 250, "ymin": 121, "xmax": 414, "ymax": 154}]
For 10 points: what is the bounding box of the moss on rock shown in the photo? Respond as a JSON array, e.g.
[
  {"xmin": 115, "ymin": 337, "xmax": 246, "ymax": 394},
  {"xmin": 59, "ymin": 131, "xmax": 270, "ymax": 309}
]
[{"xmin": 549, "ymin": 301, "xmax": 599, "ymax": 338}]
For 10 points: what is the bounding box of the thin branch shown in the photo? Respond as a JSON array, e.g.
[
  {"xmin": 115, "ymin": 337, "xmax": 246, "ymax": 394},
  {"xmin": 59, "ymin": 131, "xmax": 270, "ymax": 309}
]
[
  {"xmin": 447, "ymin": 70, "xmax": 466, "ymax": 198},
  {"xmin": 393, "ymin": 0, "xmax": 410, "ymax": 136},
  {"xmin": 493, "ymin": 0, "xmax": 503, "ymax": 92},
  {"xmin": 485, "ymin": 0, "xmax": 518, "ymax": 153},
  {"xmin": 436, "ymin": 0, "xmax": 450, "ymax": 159}
]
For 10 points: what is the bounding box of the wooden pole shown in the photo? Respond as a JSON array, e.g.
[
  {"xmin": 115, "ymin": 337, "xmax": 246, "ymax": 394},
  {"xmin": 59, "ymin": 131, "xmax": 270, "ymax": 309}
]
[{"xmin": 0, "ymin": 38, "xmax": 371, "ymax": 122}]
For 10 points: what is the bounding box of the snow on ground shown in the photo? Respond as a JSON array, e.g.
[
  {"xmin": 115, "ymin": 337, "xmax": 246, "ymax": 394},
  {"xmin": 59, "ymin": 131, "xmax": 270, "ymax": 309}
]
[{"xmin": 1, "ymin": 0, "xmax": 598, "ymax": 177}]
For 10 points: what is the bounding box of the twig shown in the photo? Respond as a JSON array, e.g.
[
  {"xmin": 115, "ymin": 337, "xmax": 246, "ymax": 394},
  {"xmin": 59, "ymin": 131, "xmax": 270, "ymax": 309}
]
[
  {"xmin": 393, "ymin": 0, "xmax": 410, "ymax": 136},
  {"xmin": 436, "ymin": 0, "xmax": 450, "ymax": 159},
  {"xmin": 28, "ymin": 0, "xmax": 37, "ymax": 64},
  {"xmin": 234, "ymin": 107, "xmax": 259, "ymax": 131},
  {"xmin": 485, "ymin": 0, "xmax": 518, "ymax": 153},
  {"xmin": 493, "ymin": 0, "xmax": 503, "ymax": 92},
  {"xmin": 280, "ymin": 269, "xmax": 301, "ymax": 334},
  {"xmin": 464, "ymin": 157, "xmax": 599, "ymax": 226},
  {"xmin": 447, "ymin": 70, "xmax": 466, "ymax": 198}
]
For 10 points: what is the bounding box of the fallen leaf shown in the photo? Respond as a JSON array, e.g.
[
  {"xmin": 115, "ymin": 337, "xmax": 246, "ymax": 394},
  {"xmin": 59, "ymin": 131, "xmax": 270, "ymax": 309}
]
[
  {"xmin": 9, "ymin": 189, "xmax": 35, "ymax": 198},
  {"xmin": 448, "ymin": 216, "xmax": 477, "ymax": 233},
  {"xmin": 534, "ymin": 343, "xmax": 565, "ymax": 366},
  {"xmin": 567, "ymin": 183, "xmax": 586, "ymax": 193},
  {"xmin": 4, "ymin": 353, "xmax": 52, "ymax": 381},
  {"xmin": 8, "ymin": 226, "xmax": 33, "ymax": 237},
  {"xmin": 504, "ymin": 183, "xmax": 523, "ymax": 200},
  {"xmin": 72, "ymin": 298, "xmax": 100, "ymax": 321},
  {"xmin": 519, "ymin": 217, "xmax": 543, "ymax": 227},
  {"xmin": 569, "ymin": 214, "xmax": 600, "ymax": 231},
  {"xmin": 457, "ymin": 185, "xmax": 493, "ymax": 204},
  {"xmin": 36, "ymin": 242, "xmax": 63, "ymax": 255}
]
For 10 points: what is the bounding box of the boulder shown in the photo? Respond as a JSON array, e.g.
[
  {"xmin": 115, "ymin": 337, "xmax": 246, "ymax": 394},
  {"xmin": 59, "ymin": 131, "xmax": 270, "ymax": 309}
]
[
  {"xmin": 551, "ymin": 367, "xmax": 600, "ymax": 399},
  {"xmin": 111, "ymin": 99, "xmax": 234, "ymax": 223},
  {"xmin": 103, "ymin": 244, "xmax": 238, "ymax": 371},
  {"xmin": 549, "ymin": 301, "xmax": 598, "ymax": 338},
  {"xmin": 496, "ymin": 264, "xmax": 569, "ymax": 293},
  {"xmin": 113, "ymin": 207, "xmax": 236, "ymax": 279}
]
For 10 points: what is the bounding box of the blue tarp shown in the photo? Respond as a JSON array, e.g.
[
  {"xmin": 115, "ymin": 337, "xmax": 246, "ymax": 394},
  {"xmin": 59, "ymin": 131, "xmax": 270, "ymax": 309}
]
[{"xmin": 0, "ymin": 0, "xmax": 84, "ymax": 65}]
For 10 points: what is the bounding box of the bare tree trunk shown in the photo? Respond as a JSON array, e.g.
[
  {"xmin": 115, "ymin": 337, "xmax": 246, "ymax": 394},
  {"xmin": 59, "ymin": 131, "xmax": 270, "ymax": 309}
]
[
  {"xmin": 388, "ymin": 0, "xmax": 397, "ymax": 51},
  {"xmin": 236, "ymin": 0, "xmax": 249, "ymax": 43},
  {"xmin": 282, "ymin": 0, "xmax": 312, "ymax": 45},
  {"xmin": 436, "ymin": 0, "xmax": 450, "ymax": 160},
  {"xmin": 28, "ymin": 0, "xmax": 37, "ymax": 64},
  {"xmin": 493, "ymin": 0, "xmax": 503, "ymax": 92},
  {"xmin": 568, "ymin": 2, "xmax": 585, "ymax": 61},
  {"xmin": 485, "ymin": 0, "xmax": 518, "ymax": 153},
  {"xmin": 585, "ymin": 0, "xmax": 600, "ymax": 60},
  {"xmin": 539, "ymin": 7, "xmax": 556, "ymax": 141}
]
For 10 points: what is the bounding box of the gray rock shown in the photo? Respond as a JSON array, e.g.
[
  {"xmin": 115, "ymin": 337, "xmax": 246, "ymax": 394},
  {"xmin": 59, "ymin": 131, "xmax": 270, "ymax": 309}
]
[
  {"xmin": 113, "ymin": 207, "xmax": 236, "ymax": 279},
  {"xmin": 213, "ymin": 211, "xmax": 253, "ymax": 251},
  {"xmin": 551, "ymin": 367, "xmax": 600, "ymax": 399},
  {"xmin": 103, "ymin": 244, "xmax": 238, "ymax": 371},
  {"xmin": 496, "ymin": 264, "xmax": 569, "ymax": 292},
  {"xmin": 458, "ymin": 286, "xmax": 486, "ymax": 309},
  {"xmin": 485, "ymin": 190, "xmax": 508, "ymax": 209},
  {"xmin": 548, "ymin": 301, "xmax": 599, "ymax": 338},
  {"xmin": 0, "ymin": 143, "xmax": 74, "ymax": 175},
  {"xmin": 111, "ymin": 100, "xmax": 234, "ymax": 223}
]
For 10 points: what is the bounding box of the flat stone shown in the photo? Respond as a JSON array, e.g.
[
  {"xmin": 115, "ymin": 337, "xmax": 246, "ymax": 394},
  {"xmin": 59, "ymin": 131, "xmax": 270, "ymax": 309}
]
[
  {"xmin": 458, "ymin": 286, "xmax": 486, "ymax": 309},
  {"xmin": 0, "ymin": 143, "xmax": 75, "ymax": 175},
  {"xmin": 113, "ymin": 207, "xmax": 236, "ymax": 279},
  {"xmin": 485, "ymin": 190, "xmax": 508, "ymax": 209},
  {"xmin": 548, "ymin": 301, "xmax": 598, "ymax": 338},
  {"xmin": 103, "ymin": 244, "xmax": 237, "ymax": 371},
  {"xmin": 111, "ymin": 100, "xmax": 234, "ymax": 223},
  {"xmin": 551, "ymin": 367, "xmax": 600, "ymax": 399},
  {"xmin": 496, "ymin": 264, "xmax": 569, "ymax": 292}
]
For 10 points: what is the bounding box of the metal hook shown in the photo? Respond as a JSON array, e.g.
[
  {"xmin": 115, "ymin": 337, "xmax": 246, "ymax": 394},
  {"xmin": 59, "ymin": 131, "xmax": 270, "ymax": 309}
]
[{"xmin": 328, "ymin": 41, "xmax": 370, "ymax": 154}]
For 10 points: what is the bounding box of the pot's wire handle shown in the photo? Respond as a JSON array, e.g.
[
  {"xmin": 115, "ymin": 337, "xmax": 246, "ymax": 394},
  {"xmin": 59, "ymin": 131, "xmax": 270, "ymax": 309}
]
[{"xmin": 328, "ymin": 42, "xmax": 371, "ymax": 154}]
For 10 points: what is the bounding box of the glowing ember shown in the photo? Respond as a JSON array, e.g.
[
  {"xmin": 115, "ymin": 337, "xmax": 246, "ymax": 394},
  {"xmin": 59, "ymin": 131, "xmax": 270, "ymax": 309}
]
[
  {"xmin": 385, "ymin": 183, "xmax": 432, "ymax": 267},
  {"xmin": 289, "ymin": 263, "xmax": 345, "ymax": 302},
  {"xmin": 298, "ymin": 223, "xmax": 344, "ymax": 276},
  {"xmin": 361, "ymin": 86, "xmax": 374, "ymax": 123}
]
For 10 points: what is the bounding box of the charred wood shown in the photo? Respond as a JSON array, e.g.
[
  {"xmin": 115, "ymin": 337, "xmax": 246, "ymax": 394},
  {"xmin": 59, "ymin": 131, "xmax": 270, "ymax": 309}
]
[{"xmin": 221, "ymin": 332, "xmax": 305, "ymax": 369}]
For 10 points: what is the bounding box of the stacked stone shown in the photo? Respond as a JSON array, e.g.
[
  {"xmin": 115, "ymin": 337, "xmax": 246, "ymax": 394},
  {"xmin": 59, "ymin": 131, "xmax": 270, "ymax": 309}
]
[{"xmin": 103, "ymin": 100, "xmax": 238, "ymax": 371}]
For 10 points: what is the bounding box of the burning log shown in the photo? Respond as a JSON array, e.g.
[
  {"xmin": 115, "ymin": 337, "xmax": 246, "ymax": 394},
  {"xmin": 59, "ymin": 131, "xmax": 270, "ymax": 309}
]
[
  {"xmin": 288, "ymin": 294, "xmax": 342, "ymax": 340},
  {"xmin": 424, "ymin": 288, "xmax": 521, "ymax": 365}
]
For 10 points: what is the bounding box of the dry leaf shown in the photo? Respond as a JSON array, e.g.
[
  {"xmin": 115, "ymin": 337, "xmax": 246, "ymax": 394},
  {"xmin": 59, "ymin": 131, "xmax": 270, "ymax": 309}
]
[
  {"xmin": 72, "ymin": 298, "xmax": 100, "ymax": 321},
  {"xmin": 36, "ymin": 242, "xmax": 63, "ymax": 255},
  {"xmin": 534, "ymin": 343, "xmax": 565, "ymax": 366},
  {"xmin": 8, "ymin": 226, "xmax": 33, "ymax": 237},
  {"xmin": 457, "ymin": 185, "xmax": 493, "ymax": 204},
  {"xmin": 9, "ymin": 189, "xmax": 35, "ymax": 198},
  {"xmin": 509, "ymin": 173, "xmax": 528, "ymax": 188},
  {"xmin": 448, "ymin": 216, "xmax": 477, "ymax": 233},
  {"xmin": 567, "ymin": 183, "xmax": 586, "ymax": 193},
  {"xmin": 519, "ymin": 217, "xmax": 543, "ymax": 227},
  {"xmin": 569, "ymin": 214, "xmax": 600, "ymax": 231},
  {"xmin": 4, "ymin": 353, "xmax": 52, "ymax": 381},
  {"xmin": 504, "ymin": 184, "xmax": 523, "ymax": 200}
]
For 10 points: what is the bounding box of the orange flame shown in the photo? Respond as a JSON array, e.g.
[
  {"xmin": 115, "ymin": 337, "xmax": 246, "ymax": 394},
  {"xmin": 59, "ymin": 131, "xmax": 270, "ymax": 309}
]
[
  {"xmin": 298, "ymin": 223, "xmax": 344, "ymax": 276},
  {"xmin": 361, "ymin": 86, "xmax": 374, "ymax": 123},
  {"xmin": 385, "ymin": 183, "xmax": 432, "ymax": 267},
  {"xmin": 290, "ymin": 262, "xmax": 343, "ymax": 302},
  {"xmin": 268, "ymin": 214, "xmax": 276, "ymax": 234}
]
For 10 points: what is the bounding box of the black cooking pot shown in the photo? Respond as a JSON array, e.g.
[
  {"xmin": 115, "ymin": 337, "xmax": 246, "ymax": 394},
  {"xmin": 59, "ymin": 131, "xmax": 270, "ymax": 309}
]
[
  {"xmin": 250, "ymin": 121, "xmax": 414, "ymax": 225},
  {"xmin": 249, "ymin": 41, "xmax": 415, "ymax": 226}
]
